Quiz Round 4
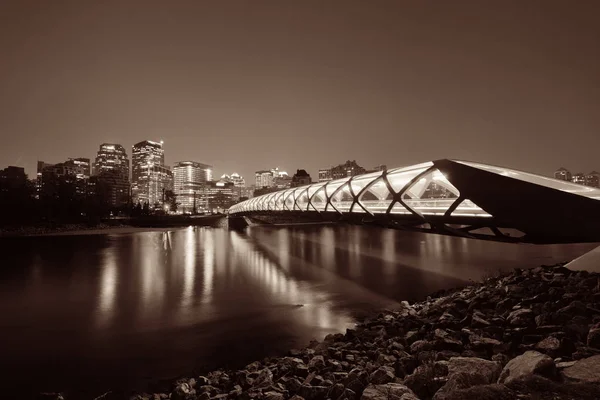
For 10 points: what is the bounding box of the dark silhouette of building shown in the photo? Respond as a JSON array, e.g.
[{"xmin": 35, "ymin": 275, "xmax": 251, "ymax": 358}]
[
  {"xmin": 291, "ymin": 169, "xmax": 312, "ymax": 187},
  {"xmin": 321, "ymin": 160, "xmax": 366, "ymax": 180},
  {"xmin": 586, "ymin": 171, "xmax": 600, "ymax": 188},
  {"xmin": 0, "ymin": 166, "xmax": 27, "ymax": 190},
  {"xmin": 554, "ymin": 167, "xmax": 572, "ymax": 181}
]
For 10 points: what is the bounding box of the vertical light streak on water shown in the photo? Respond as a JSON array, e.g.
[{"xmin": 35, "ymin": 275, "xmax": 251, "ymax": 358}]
[
  {"xmin": 96, "ymin": 247, "xmax": 117, "ymax": 328},
  {"xmin": 202, "ymin": 230, "xmax": 214, "ymax": 303},
  {"xmin": 182, "ymin": 227, "xmax": 196, "ymax": 308}
]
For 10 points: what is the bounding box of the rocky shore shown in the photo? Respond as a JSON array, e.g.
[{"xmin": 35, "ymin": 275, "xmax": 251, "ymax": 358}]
[{"xmin": 54, "ymin": 263, "xmax": 600, "ymax": 400}]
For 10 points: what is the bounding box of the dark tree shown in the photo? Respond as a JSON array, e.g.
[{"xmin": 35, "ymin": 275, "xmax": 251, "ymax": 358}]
[{"xmin": 164, "ymin": 190, "xmax": 178, "ymax": 212}]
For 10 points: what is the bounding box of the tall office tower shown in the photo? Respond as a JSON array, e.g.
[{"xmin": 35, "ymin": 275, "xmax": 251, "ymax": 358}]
[
  {"xmin": 554, "ymin": 167, "xmax": 572, "ymax": 181},
  {"xmin": 131, "ymin": 140, "xmax": 172, "ymax": 206},
  {"xmin": 173, "ymin": 161, "xmax": 213, "ymax": 213},
  {"xmin": 93, "ymin": 143, "xmax": 130, "ymax": 207}
]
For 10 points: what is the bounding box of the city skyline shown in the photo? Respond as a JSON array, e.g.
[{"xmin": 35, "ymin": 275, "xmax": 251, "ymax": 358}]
[{"xmin": 1, "ymin": 1, "xmax": 599, "ymax": 182}]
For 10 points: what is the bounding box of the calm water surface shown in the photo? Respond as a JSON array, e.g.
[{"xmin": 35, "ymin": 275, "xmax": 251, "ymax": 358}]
[{"xmin": 0, "ymin": 225, "xmax": 596, "ymax": 397}]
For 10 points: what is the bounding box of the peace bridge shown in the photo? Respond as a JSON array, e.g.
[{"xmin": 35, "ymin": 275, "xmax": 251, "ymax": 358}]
[{"xmin": 228, "ymin": 159, "xmax": 600, "ymax": 245}]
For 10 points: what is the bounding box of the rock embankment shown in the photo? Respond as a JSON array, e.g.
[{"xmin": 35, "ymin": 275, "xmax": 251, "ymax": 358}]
[{"xmin": 60, "ymin": 264, "xmax": 600, "ymax": 399}]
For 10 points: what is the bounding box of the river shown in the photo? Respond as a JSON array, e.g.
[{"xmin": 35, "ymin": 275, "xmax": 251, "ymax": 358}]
[{"xmin": 0, "ymin": 225, "xmax": 596, "ymax": 398}]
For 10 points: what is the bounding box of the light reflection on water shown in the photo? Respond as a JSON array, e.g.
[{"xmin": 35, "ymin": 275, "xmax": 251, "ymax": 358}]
[{"xmin": 0, "ymin": 225, "xmax": 596, "ymax": 397}]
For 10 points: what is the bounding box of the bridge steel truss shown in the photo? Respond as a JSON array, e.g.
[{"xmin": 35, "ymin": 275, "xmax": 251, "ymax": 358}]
[{"xmin": 229, "ymin": 159, "xmax": 600, "ymax": 244}]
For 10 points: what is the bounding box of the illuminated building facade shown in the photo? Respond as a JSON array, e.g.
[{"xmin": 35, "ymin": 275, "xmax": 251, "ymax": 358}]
[
  {"xmin": 572, "ymin": 173, "xmax": 586, "ymax": 185},
  {"xmin": 93, "ymin": 143, "xmax": 130, "ymax": 207},
  {"xmin": 318, "ymin": 168, "xmax": 332, "ymax": 182},
  {"xmin": 221, "ymin": 172, "xmax": 245, "ymax": 188},
  {"xmin": 131, "ymin": 140, "xmax": 172, "ymax": 206},
  {"xmin": 173, "ymin": 161, "xmax": 212, "ymax": 213},
  {"xmin": 255, "ymin": 170, "xmax": 273, "ymax": 188},
  {"xmin": 203, "ymin": 180, "xmax": 235, "ymax": 211}
]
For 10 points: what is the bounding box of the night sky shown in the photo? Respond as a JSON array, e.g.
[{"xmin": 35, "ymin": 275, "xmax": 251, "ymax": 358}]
[{"xmin": 1, "ymin": 0, "xmax": 599, "ymax": 181}]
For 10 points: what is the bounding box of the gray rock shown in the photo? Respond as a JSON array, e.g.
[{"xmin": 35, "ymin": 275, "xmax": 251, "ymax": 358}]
[
  {"xmin": 587, "ymin": 322, "xmax": 600, "ymax": 349},
  {"xmin": 360, "ymin": 383, "xmax": 418, "ymax": 400},
  {"xmin": 308, "ymin": 355, "xmax": 326, "ymax": 370},
  {"xmin": 263, "ymin": 391, "xmax": 285, "ymax": 400},
  {"xmin": 170, "ymin": 383, "xmax": 194, "ymax": 400},
  {"xmin": 433, "ymin": 372, "xmax": 488, "ymax": 399},
  {"xmin": 535, "ymin": 336, "xmax": 560, "ymax": 354},
  {"xmin": 368, "ymin": 366, "xmax": 395, "ymax": 384},
  {"xmin": 498, "ymin": 351, "xmax": 556, "ymax": 384},
  {"xmin": 433, "ymin": 383, "xmax": 514, "ymax": 400},
  {"xmin": 253, "ymin": 368, "xmax": 273, "ymax": 388},
  {"xmin": 447, "ymin": 357, "xmax": 501, "ymax": 384},
  {"xmin": 403, "ymin": 362, "xmax": 448, "ymax": 399},
  {"xmin": 410, "ymin": 340, "xmax": 433, "ymax": 354},
  {"xmin": 507, "ymin": 308, "xmax": 535, "ymax": 326},
  {"xmin": 562, "ymin": 355, "xmax": 600, "ymax": 383},
  {"xmin": 298, "ymin": 385, "xmax": 329, "ymax": 400}
]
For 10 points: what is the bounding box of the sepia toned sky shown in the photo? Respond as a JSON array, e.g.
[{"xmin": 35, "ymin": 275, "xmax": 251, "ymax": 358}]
[{"xmin": 1, "ymin": 0, "xmax": 599, "ymax": 182}]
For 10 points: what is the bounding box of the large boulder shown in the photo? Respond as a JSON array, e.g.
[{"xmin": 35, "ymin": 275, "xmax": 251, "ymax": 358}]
[
  {"xmin": 403, "ymin": 362, "xmax": 448, "ymax": 399},
  {"xmin": 433, "ymin": 383, "xmax": 514, "ymax": 400},
  {"xmin": 497, "ymin": 351, "xmax": 556, "ymax": 384},
  {"xmin": 507, "ymin": 309, "xmax": 535, "ymax": 326},
  {"xmin": 297, "ymin": 385, "xmax": 329, "ymax": 400},
  {"xmin": 587, "ymin": 322, "xmax": 600, "ymax": 349},
  {"xmin": 447, "ymin": 357, "xmax": 501, "ymax": 383},
  {"xmin": 368, "ymin": 366, "xmax": 395, "ymax": 384},
  {"xmin": 170, "ymin": 383, "xmax": 194, "ymax": 400},
  {"xmin": 562, "ymin": 355, "xmax": 600, "ymax": 383},
  {"xmin": 360, "ymin": 383, "xmax": 418, "ymax": 400},
  {"xmin": 308, "ymin": 355, "xmax": 326, "ymax": 370},
  {"xmin": 433, "ymin": 357, "xmax": 502, "ymax": 399}
]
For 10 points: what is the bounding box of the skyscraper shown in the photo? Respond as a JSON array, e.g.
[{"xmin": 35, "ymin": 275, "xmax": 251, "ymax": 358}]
[
  {"xmin": 131, "ymin": 140, "xmax": 172, "ymax": 207},
  {"xmin": 173, "ymin": 161, "xmax": 213, "ymax": 213},
  {"xmin": 93, "ymin": 143, "xmax": 130, "ymax": 207}
]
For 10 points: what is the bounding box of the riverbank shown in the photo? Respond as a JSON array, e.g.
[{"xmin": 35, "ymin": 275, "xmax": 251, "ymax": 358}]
[
  {"xmin": 43, "ymin": 262, "xmax": 600, "ymax": 400},
  {"xmin": 0, "ymin": 223, "xmax": 131, "ymax": 237}
]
